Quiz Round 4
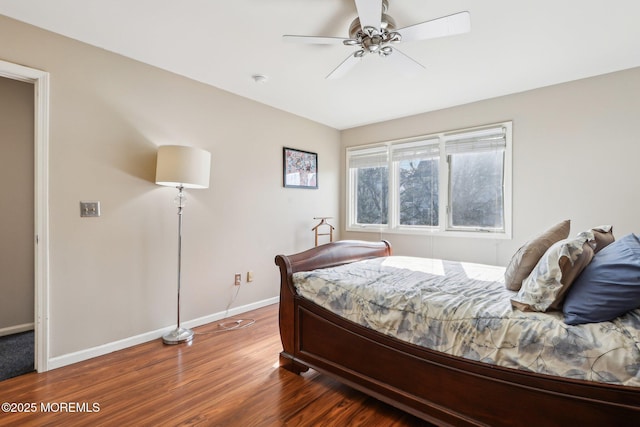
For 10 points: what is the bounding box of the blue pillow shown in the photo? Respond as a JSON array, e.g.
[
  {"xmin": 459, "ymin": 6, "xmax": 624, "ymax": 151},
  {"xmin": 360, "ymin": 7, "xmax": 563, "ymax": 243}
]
[{"xmin": 563, "ymin": 233, "xmax": 640, "ymax": 325}]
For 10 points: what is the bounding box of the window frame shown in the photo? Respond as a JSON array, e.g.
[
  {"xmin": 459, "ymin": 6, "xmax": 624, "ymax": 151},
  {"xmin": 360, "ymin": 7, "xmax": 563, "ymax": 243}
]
[
  {"xmin": 347, "ymin": 144, "xmax": 389, "ymax": 228},
  {"xmin": 345, "ymin": 121, "xmax": 512, "ymax": 239},
  {"xmin": 390, "ymin": 138, "xmax": 441, "ymax": 231}
]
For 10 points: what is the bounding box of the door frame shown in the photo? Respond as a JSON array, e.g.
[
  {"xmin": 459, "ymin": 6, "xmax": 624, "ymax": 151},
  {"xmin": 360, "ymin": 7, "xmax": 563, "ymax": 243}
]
[{"xmin": 0, "ymin": 59, "xmax": 50, "ymax": 372}]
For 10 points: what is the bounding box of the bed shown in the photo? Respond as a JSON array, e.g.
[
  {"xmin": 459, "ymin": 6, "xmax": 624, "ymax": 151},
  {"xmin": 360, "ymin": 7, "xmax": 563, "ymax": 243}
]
[{"xmin": 274, "ymin": 238, "xmax": 640, "ymax": 426}]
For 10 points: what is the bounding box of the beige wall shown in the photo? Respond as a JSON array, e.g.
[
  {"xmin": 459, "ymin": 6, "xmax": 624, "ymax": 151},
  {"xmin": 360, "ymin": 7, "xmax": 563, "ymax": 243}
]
[
  {"xmin": 0, "ymin": 76, "xmax": 34, "ymax": 333},
  {"xmin": 342, "ymin": 67, "xmax": 640, "ymax": 266},
  {"xmin": 0, "ymin": 15, "xmax": 340, "ymax": 359}
]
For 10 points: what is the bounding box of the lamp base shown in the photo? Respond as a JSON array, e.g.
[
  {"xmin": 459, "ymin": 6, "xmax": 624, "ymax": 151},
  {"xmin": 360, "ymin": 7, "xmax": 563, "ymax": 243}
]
[{"xmin": 162, "ymin": 327, "xmax": 194, "ymax": 345}]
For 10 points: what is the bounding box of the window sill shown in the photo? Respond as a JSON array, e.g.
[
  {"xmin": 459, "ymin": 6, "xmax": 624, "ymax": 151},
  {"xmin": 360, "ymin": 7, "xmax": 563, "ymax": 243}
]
[{"xmin": 345, "ymin": 225, "xmax": 511, "ymax": 240}]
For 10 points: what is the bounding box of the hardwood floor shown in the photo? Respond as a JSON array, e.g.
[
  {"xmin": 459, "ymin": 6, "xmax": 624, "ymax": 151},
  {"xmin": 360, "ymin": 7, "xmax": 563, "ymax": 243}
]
[{"xmin": 0, "ymin": 304, "xmax": 427, "ymax": 426}]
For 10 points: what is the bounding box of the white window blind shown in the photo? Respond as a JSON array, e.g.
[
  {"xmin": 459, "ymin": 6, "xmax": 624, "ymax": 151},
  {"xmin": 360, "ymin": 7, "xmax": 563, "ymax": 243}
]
[
  {"xmin": 391, "ymin": 139, "xmax": 440, "ymax": 161},
  {"xmin": 444, "ymin": 126, "xmax": 506, "ymax": 154},
  {"xmin": 347, "ymin": 145, "xmax": 388, "ymax": 168}
]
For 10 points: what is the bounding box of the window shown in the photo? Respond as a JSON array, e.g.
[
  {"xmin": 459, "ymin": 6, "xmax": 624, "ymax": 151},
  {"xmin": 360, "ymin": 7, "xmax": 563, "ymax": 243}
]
[
  {"xmin": 445, "ymin": 126, "xmax": 507, "ymax": 232},
  {"xmin": 392, "ymin": 139, "xmax": 440, "ymax": 227},
  {"xmin": 346, "ymin": 122, "xmax": 512, "ymax": 237},
  {"xmin": 347, "ymin": 146, "xmax": 388, "ymax": 226}
]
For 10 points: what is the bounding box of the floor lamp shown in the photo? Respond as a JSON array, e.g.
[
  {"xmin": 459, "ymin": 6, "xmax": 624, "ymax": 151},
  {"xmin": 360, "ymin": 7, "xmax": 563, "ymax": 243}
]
[{"xmin": 155, "ymin": 145, "xmax": 211, "ymax": 344}]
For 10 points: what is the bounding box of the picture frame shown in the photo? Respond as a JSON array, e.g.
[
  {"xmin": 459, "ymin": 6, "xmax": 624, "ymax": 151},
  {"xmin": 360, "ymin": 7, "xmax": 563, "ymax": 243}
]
[{"xmin": 283, "ymin": 147, "xmax": 318, "ymax": 189}]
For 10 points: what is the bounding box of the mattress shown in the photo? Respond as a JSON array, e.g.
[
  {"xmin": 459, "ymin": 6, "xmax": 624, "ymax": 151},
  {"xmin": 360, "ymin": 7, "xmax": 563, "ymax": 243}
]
[{"xmin": 293, "ymin": 256, "xmax": 640, "ymax": 387}]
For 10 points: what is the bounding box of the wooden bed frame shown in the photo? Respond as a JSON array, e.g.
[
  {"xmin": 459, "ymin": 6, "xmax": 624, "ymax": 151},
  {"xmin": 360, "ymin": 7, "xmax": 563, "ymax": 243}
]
[{"xmin": 275, "ymin": 240, "xmax": 640, "ymax": 426}]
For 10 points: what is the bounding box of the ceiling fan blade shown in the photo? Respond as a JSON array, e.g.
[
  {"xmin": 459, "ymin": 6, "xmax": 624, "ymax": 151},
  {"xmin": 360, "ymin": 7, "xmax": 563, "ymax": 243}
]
[
  {"xmin": 396, "ymin": 11, "xmax": 470, "ymax": 42},
  {"xmin": 283, "ymin": 35, "xmax": 349, "ymax": 45},
  {"xmin": 355, "ymin": 0, "xmax": 382, "ymax": 30},
  {"xmin": 385, "ymin": 48, "xmax": 425, "ymax": 76},
  {"xmin": 326, "ymin": 52, "xmax": 363, "ymax": 79}
]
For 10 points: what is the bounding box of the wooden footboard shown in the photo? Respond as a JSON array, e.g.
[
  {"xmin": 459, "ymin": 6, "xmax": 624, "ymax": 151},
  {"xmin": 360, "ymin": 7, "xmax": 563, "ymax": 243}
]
[
  {"xmin": 275, "ymin": 239, "xmax": 392, "ymax": 373},
  {"xmin": 275, "ymin": 240, "xmax": 640, "ymax": 426}
]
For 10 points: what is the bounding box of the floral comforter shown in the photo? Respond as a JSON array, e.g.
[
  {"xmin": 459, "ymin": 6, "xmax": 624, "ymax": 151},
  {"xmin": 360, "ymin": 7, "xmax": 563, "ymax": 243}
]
[{"xmin": 293, "ymin": 256, "xmax": 640, "ymax": 387}]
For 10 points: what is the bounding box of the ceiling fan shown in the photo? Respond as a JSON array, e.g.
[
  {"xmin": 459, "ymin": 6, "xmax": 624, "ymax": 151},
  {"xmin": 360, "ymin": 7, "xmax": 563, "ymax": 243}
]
[{"xmin": 283, "ymin": 0, "xmax": 470, "ymax": 79}]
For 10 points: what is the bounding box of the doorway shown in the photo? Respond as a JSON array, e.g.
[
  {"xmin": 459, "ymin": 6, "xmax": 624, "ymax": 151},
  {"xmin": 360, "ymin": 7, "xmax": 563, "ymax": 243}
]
[
  {"xmin": 0, "ymin": 60, "xmax": 50, "ymax": 373},
  {"xmin": 0, "ymin": 76, "xmax": 34, "ymax": 380}
]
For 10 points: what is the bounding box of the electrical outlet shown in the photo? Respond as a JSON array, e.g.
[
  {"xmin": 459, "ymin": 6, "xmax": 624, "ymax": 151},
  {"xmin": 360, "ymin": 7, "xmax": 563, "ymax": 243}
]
[{"xmin": 234, "ymin": 273, "xmax": 241, "ymax": 286}]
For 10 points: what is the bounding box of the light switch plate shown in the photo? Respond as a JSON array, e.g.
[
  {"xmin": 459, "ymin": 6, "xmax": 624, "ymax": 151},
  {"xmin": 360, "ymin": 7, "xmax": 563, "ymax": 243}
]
[{"xmin": 80, "ymin": 201, "xmax": 101, "ymax": 217}]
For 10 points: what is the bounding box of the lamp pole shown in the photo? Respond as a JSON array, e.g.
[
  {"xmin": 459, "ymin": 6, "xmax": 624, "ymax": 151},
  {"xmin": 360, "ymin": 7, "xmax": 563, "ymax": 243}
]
[{"xmin": 162, "ymin": 186, "xmax": 194, "ymax": 344}]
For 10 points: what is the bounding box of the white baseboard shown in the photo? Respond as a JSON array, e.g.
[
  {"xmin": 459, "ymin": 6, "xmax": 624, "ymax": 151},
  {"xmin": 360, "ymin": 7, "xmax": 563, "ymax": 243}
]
[
  {"xmin": 47, "ymin": 297, "xmax": 279, "ymax": 371},
  {"xmin": 0, "ymin": 323, "xmax": 34, "ymax": 337}
]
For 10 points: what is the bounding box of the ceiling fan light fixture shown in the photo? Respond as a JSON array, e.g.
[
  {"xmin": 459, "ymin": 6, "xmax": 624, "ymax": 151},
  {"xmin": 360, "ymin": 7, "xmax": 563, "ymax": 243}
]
[
  {"xmin": 379, "ymin": 46, "xmax": 393, "ymax": 56},
  {"xmin": 363, "ymin": 26, "xmax": 378, "ymax": 38},
  {"xmin": 348, "ymin": 15, "xmax": 396, "ymax": 40},
  {"xmin": 363, "ymin": 37, "xmax": 382, "ymax": 52}
]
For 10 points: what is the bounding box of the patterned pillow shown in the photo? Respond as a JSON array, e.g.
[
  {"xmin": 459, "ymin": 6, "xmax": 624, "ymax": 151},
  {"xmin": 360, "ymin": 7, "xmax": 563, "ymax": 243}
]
[
  {"xmin": 511, "ymin": 231, "xmax": 594, "ymax": 312},
  {"xmin": 504, "ymin": 220, "xmax": 570, "ymax": 291}
]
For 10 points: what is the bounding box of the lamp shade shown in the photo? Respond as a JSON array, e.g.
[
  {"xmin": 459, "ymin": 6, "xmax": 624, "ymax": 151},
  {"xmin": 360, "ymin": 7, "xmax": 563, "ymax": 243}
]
[{"xmin": 155, "ymin": 145, "xmax": 211, "ymax": 189}]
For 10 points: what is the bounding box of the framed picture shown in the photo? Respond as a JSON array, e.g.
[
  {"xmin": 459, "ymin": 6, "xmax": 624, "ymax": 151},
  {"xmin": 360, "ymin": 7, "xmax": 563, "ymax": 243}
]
[{"xmin": 283, "ymin": 147, "xmax": 318, "ymax": 189}]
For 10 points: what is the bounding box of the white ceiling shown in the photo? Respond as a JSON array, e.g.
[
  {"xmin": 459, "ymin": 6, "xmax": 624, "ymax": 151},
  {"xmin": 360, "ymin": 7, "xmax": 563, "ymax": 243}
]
[{"xmin": 1, "ymin": 0, "xmax": 639, "ymax": 130}]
